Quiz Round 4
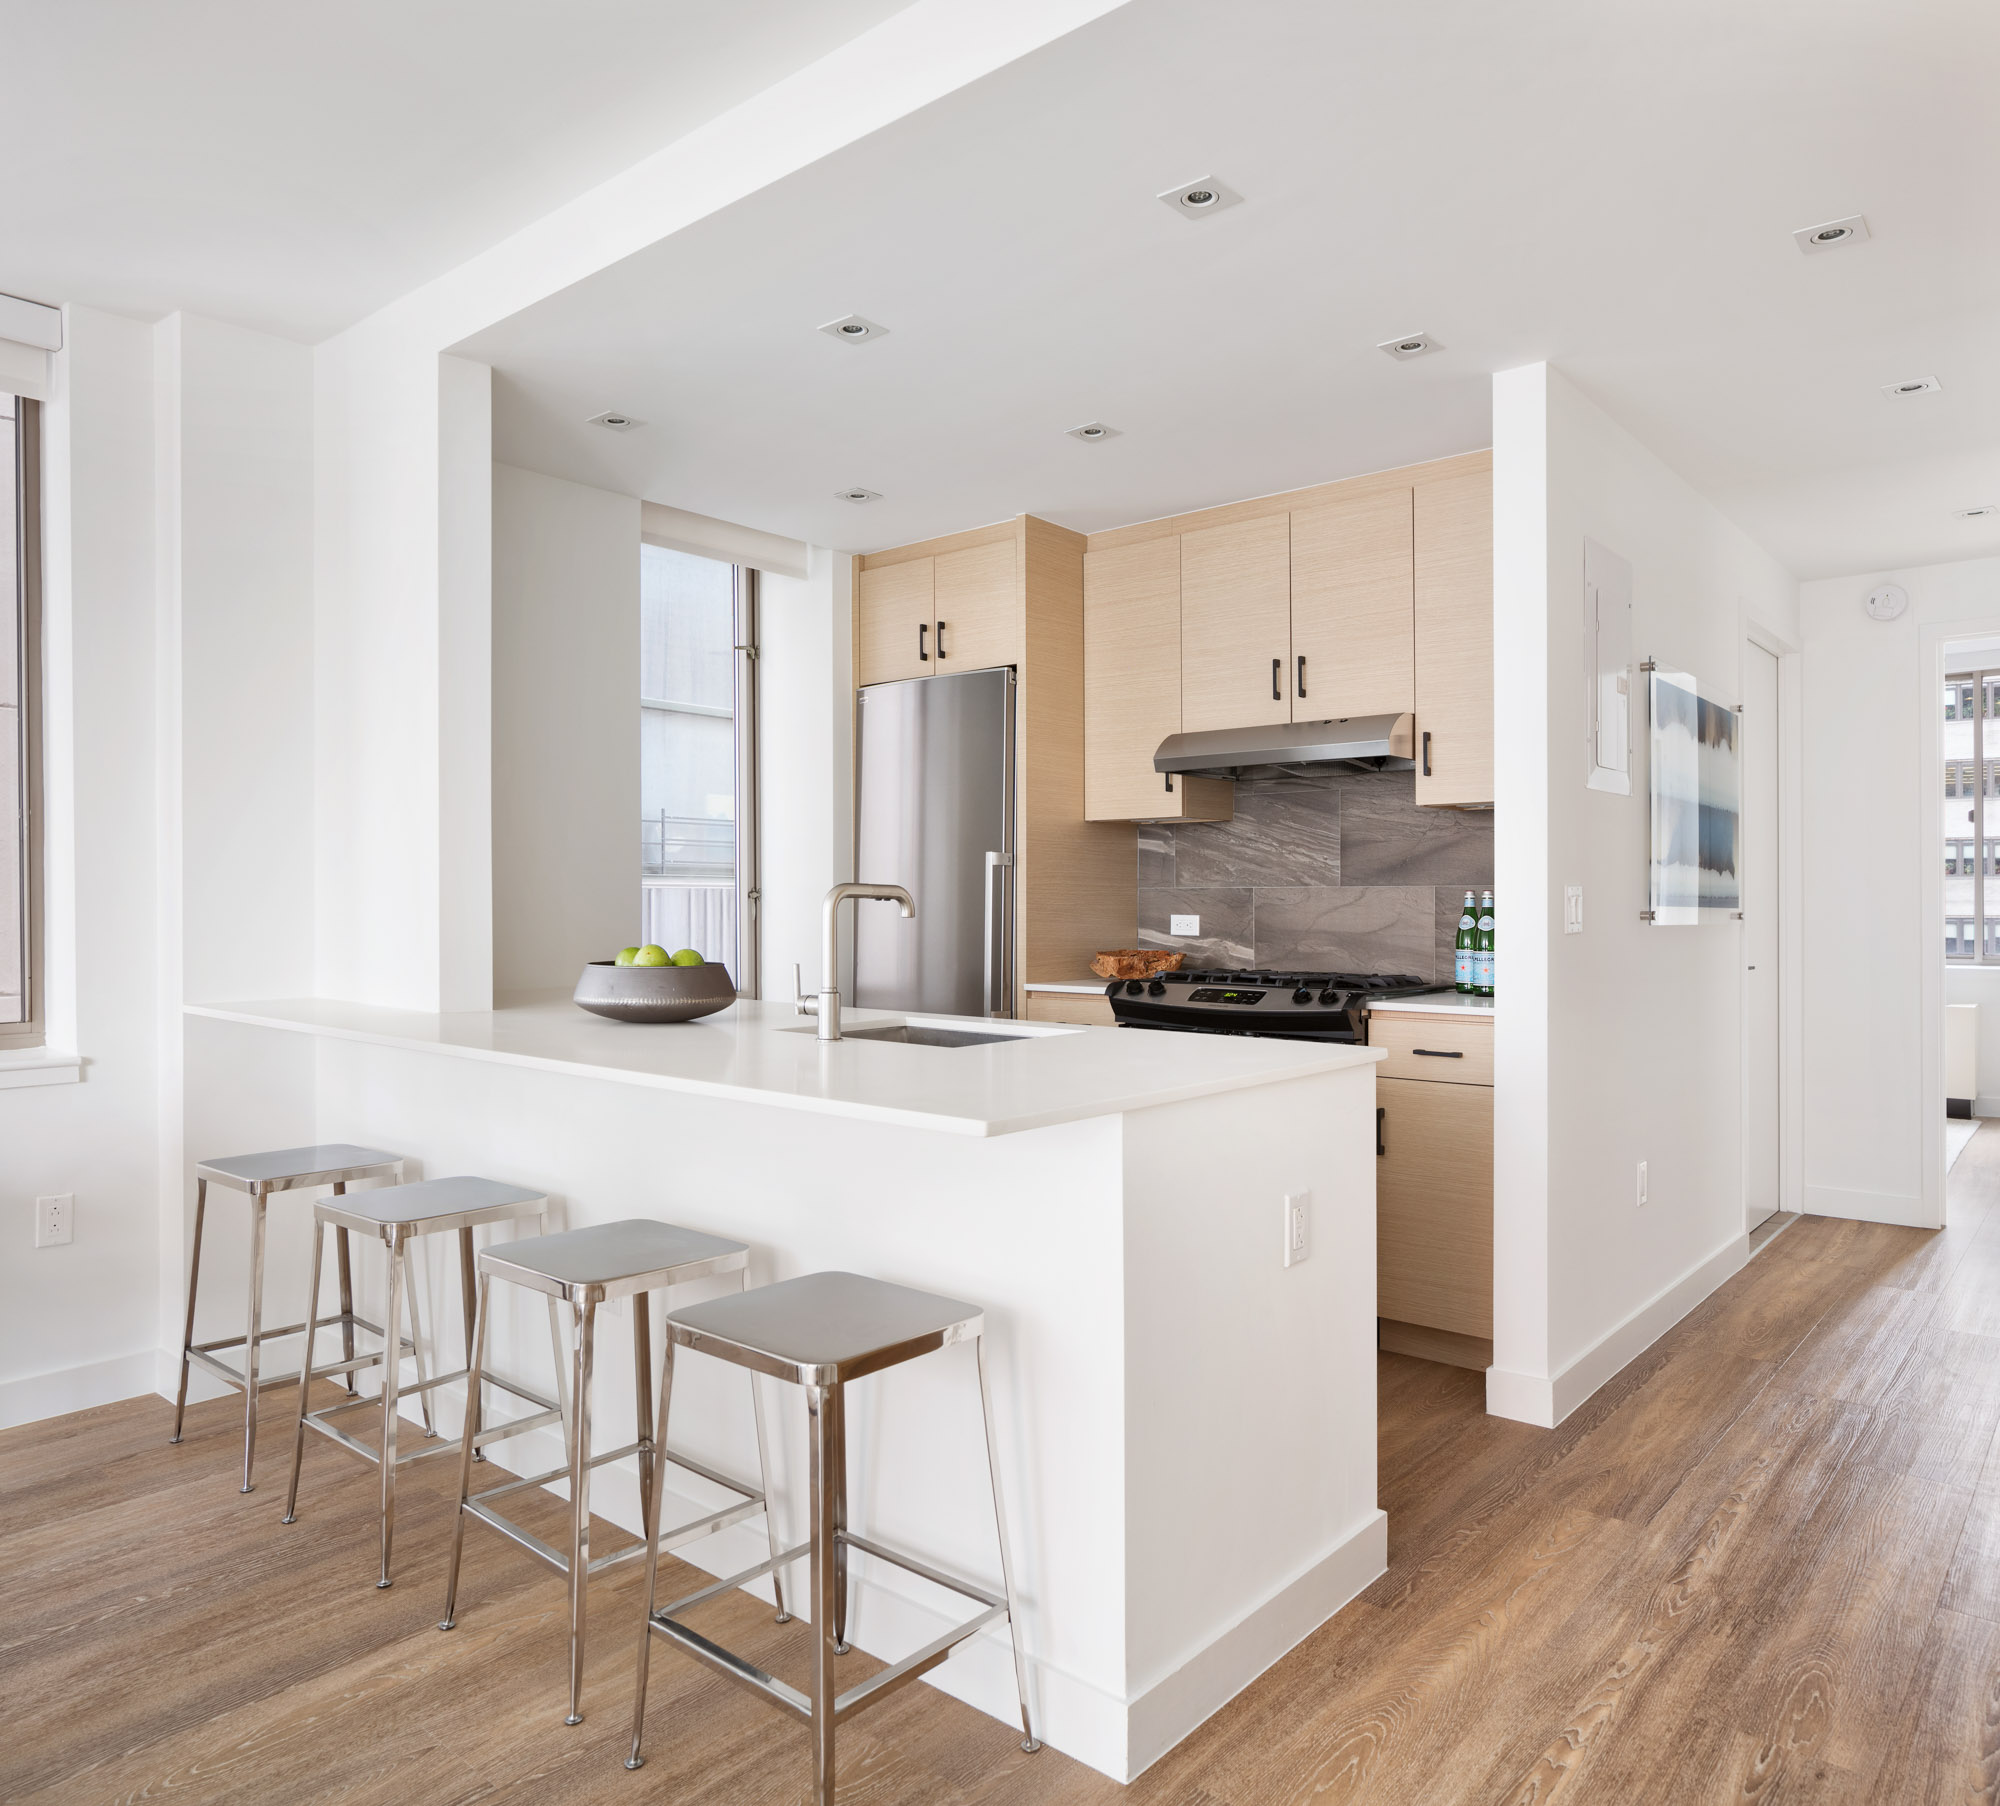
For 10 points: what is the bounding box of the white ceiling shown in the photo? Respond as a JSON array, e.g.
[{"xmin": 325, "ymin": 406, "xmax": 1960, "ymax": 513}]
[
  {"xmin": 0, "ymin": 0, "xmax": 916, "ymax": 340},
  {"xmin": 462, "ymin": 0, "xmax": 2000, "ymax": 580}
]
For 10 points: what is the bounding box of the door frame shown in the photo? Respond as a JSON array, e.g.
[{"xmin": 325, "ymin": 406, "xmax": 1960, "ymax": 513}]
[{"xmin": 1742, "ymin": 619, "xmax": 1804, "ymax": 1225}]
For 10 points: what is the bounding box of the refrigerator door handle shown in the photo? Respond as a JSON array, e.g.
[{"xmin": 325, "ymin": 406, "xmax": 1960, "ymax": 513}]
[{"xmin": 984, "ymin": 850, "xmax": 1014, "ymax": 1018}]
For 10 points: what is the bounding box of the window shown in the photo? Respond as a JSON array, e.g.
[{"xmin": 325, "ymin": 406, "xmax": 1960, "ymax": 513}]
[
  {"xmin": 1, "ymin": 393, "xmax": 42, "ymax": 1047},
  {"xmin": 639, "ymin": 544, "xmax": 759, "ymax": 990},
  {"xmin": 1944, "ymin": 670, "xmax": 2000, "ymax": 964}
]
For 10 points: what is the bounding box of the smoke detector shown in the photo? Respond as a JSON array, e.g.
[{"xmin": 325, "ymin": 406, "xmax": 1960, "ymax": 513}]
[
  {"xmin": 1793, "ymin": 215, "xmax": 1870, "ymax": 254},
  {"xmin": 1066, "ymin": 421, "xmax": 1121, "ymax": 442},
  {"xmin": 1883, "ymin": 375, "xmax": 1942, "ymax": 398},
  {"xmin": 1378, "ymin": 332, "xmax": 1441, "ymax": 360},
  {"xmin": 1864, "ymin": 583, "xmax": 1909, "ymax": 622},
  {"xmin": 587, "ymin": 410, "xmax": 643, "ymax": 431},
  {"xmin": 1157, "ymin": 177, "xmax": 1243, "ymax": 219},
  {"xmin": 819, "ymin": 314, "xmax": 890, "ymax": 343},
  {"xmin": 835, "ymin": 488, "xmax": 881, "ymax": 503}
]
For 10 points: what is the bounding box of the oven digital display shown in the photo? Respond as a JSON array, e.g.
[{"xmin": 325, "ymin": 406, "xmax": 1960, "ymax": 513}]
[{"xmin": 1187, "ymin": 987, "xmax": 1265, "ymax": 1005}]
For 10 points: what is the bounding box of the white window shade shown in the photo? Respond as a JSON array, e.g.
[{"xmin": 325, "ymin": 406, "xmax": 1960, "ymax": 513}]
[
  {"xmin": 640, "ymin": 500, "xmax": 807, "ymax": 580},
  {"xmin": 0, "ymin": 294, "xmax": 61, "ymax": 402}
]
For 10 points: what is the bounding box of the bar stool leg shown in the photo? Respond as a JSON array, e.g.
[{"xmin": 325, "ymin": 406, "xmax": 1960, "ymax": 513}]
[
  {"xmin": 458, "ymin": 1226, "xmax": 484, "ymax": 1462},
  {"xmin": 831, "ymin": 1382, "xmax": 851, "ymax": 1655},
  {"xmin": 632, "ymin": 1291, "xmax": 655, "ymax": 1535},
  {"xmin": 624, "ymin": 1334, "xmax": 677, "ymax": 1771},
  {"xmin": 240, "ymin": 1189, "xmax": 270, "ymax": 1493},
  {"xmin": 439, "ymin": 1271, "xmax": 491, "ymax": 1632},
  {"xmin": 334, "ymin": 1182, "xmax": 357, "ymax": 1398},
  {"xmin": 404, "ymin": 1241, "xmax": 437, "ymax": 1438},
  {"xmin": 549, "ymin": 1300, "xmax": 574, "ymax": 1469},
  {"xmin": 170, "ymin": 1178, "xmax": 208, "ymax": 1443},
  {"xmin": 750, "ymin": 1367, "xmax": 791, "ymax": 1622},
  {"xmin": 282, "ymin": 1217, "xmax": 329, "ymax": 1525},
  {"xmin": 377, "ymin": 1234, "xmax": 406, "ymax": 1588},
  {"xmin": 975, "ymin": 1334, "xmax": 1040, "ymax": 1753},
  {"xmin": 564, "ymin": 1297, "xmax": 598, "ymax": 1725},
  {"xmin": 808, "ymin": 1381, "xmax": 840, "ymax": 1806}
]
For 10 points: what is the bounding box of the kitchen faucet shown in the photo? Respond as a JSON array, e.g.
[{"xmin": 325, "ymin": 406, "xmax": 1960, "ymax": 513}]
[{"xmin": 795, "ymin": 882, "xmax": 915, "ymax": 1042}]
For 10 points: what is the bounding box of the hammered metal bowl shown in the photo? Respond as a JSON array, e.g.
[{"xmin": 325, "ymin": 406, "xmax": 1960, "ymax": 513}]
[{"xmin": 573, "ymin": 960, "xmax": 737, "ymax": 1024}]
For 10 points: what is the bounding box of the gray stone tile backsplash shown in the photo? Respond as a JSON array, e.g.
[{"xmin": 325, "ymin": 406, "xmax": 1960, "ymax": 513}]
[{"xmin": 1134, "ymin": 770, "xmax": 1492, "ymax": 983}]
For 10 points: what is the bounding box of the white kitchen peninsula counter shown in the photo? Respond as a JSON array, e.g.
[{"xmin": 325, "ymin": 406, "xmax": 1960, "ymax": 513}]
[{"xmin": 182, "ymin": 994, "xmax": 1386, "ymax": 1783}]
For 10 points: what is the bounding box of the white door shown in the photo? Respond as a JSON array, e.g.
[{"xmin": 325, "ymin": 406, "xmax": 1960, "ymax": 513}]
[{"xmin": 1744, "ymin": 641, "xmax": 1781, "ymax": 1229}]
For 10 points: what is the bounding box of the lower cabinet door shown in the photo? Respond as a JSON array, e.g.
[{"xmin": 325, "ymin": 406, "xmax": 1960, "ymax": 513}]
[{"xmin": 1376, "ymin": 1076, "xmax": 1493, "ymax": 1338}]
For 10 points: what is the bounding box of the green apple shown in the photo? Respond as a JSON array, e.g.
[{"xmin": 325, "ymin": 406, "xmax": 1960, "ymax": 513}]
[
  {"xmin": 632, "ymin": 944, "xmax": 670, "ymax": 967},
  {"xmin": 670, "ymin": 948, "xmax": 704, "ymax": 967},
  {"xmin": 613, "ymin": 946, "xmax": 641, "ymax": 967}
]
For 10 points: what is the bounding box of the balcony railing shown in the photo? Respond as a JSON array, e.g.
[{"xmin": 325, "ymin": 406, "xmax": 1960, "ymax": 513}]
[{"xmin": 643, "ymin": 812, "xmax": 735, "ymax": 882}]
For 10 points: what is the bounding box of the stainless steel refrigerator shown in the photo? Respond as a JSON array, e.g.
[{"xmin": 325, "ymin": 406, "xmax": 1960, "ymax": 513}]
[{"xmin": 854, "ymin": 666, "xmax": 1015, "ymax": 1018}]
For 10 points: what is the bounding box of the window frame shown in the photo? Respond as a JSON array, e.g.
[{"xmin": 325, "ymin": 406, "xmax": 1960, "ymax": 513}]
[
  {"xmin": 1, "ymin": 395, "xmax": 44, "ymax": 1050},
  {"xmin": 1946, "ymin": 668, "xmax": 1994, "ymax": 966}
]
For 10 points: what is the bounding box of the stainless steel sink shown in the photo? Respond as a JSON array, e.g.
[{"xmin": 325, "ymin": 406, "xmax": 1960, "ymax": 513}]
[{"xmin": 834, "ymin": 1023, "xmax": 1030, "ymax": 1048}]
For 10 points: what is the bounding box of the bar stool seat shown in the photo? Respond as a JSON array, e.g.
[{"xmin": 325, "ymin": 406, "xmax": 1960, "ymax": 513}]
[
  {"xmin": 627, "ymin": 1271, "xmax": 1039, "ymax": 1803},
  {"xmin": 283, "ymin": 1175, "xmax": 554, "ymax": 1588},
  {"xmin": 172, "ymin": 1143, "xmax": 406, "ymax": 1493},
  {"xmin": 441, "ymin": 1218, "xmax": 788, "ymax": 1727}
]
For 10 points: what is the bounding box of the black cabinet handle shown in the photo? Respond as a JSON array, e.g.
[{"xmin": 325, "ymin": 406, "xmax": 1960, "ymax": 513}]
[
  {"xmin": 1164, "ymin": 771, "xmax": 1174, "ymax": 793},
  {"xmin": 1297, "ymin": 654, "xmax": 1306, "ymax": 699},
  {"xmin": 1421, "ymin": 729, "xmax": 1431, "ymax": 776},
  {"xmin": 1376, "ymin": 1106, "xmax": 1386, "ymax": 1157},
  {"xmin": 936, "ymin": 619, "xmax": 948, "ymax": 659},
  {"xmin": 1272, "ymin": 657, "xmax": 1282, "ymax": 701},
  {"xmin": 1413, "ymin": 1048, "xmax": 1464, "ymax": 1058},
  {"xmin": 918, "ymin": 622, "xmax": 929, "ymax": 661}
]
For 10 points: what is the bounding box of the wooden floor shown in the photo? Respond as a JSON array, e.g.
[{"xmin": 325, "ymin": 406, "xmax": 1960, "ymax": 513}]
[{"xmin": 12, "ymin": 1139, "xmax": 2000, "ymax": 1804}]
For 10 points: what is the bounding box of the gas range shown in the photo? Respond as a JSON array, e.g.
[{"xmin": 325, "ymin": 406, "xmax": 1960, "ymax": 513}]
[{"xmin": 1105, "ymin": 968, "xmax": 1447, "ymax": 1041}]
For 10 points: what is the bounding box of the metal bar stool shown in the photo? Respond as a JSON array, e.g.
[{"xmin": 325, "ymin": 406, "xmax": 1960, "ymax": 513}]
[
  {"xmin": 281, "ymin": 1175, "xmax": 557, "ymax": 1588},
  {"xmin": 172, "ymin": 1143, "xmax": 405, "ymax": 1493},
  {"xmin": 440, "ymin": 1218, "xmax": 789, "ymax": 1727},
  {"xmin": 626, "ymin": 1270, "xmax": 1039, "ymax": 1803}
]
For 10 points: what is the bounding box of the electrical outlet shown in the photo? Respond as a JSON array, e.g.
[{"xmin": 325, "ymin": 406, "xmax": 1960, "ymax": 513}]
[
  {"xmin": 1170, "ymin": 913, "xmax": 1200, "ymax": 937},
  {"xmin": 1636, "ymin": 1161, "xmax": 1648, "ymax": 1209},
  {"xmin": 36, "ymin": 1194, "xmax": 74, "ymax": 1247},
  {"xmin": 1564, "ymin": 885, "xmax": 1584, "ymax": 934},
  {"xmin": 1283, "ymin": 1191, "xmax": 1311, "ymax": 1267}
]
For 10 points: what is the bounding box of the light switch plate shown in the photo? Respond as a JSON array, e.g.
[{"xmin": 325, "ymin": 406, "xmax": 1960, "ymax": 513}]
[
  {"xmin": 1170, "ymin": 914, "xmax": 1200, "ymax": 936},
  {"xmin": 1564, "ymin": 886, "xmax": 1584, "ymax": 934}
]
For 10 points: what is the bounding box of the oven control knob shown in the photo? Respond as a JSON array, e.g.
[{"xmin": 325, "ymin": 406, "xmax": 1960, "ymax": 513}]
[
  {"xmin": 1292, "ymin": 987, "xmax": 1313, "ymax": 1004},
  {"xmin": 1148, "ymin": 979, "xmax": 1166, "ymax": 996},
  {"xmin": 1125, "ymin": 979, "xmax": 1145, "ymax": 996},
  {"xmin": 1318, "ymin": 991, "xmax": 1340, "ymax": 1006}
]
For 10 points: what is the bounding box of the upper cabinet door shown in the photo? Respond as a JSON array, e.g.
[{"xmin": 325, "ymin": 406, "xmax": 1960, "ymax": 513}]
[
  {"xmin": 1084, "ymin": 538, "xmax": 1185, "ymax": 821},
  {"xmin": 933, "ymin": 538, "xmax": 1022, "ymax": 672},
  {"xmin": 1413, "ymin": 471, "xmax": 1494, "ymax": 807},
  {"xmin": 1179, "ymin": 515, "xmax": 1291, "ymax": 733},
  {"xmin": 856, "ymin": 557, "xmax": 934, "ymax": 687},
  {"xmin": 1290, "ymin": 488, "xmax": 1413, "ymax": 722}
]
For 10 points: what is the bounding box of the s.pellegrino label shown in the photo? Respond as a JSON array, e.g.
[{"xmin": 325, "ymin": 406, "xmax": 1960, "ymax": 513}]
[
  {"xmin": 1475, "ymin": 891, "xmax": 1495, "ymax": 997},
  {"xmin": 1455, "ymin": 893, "xmax": 1476, "ymax": 992}
]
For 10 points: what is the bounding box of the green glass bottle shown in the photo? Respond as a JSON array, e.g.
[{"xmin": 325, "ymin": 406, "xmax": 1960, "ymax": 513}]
[
  {"xmin": 1454, "ymin": 892, "xmax": 1476, "ymax": 993},
  {"xmin": 1475, "ymin": 891, "xmax": 1495, "ymax": 998}
]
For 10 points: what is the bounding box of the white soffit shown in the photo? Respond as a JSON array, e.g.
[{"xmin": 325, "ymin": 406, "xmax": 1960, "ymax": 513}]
[{"xmin": 641, "ymin": 501, "xmax": 809, "ymax": 580}]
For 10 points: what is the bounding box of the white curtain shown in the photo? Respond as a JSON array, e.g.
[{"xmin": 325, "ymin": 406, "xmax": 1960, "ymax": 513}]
[{"xmin": 642, "ymin": 882, "xmax": 738, "ymax": 983}]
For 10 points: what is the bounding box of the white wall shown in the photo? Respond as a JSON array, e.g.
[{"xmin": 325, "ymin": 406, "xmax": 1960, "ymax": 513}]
[
  {"xmin": 492, "ymin": 461, "xmax": 640, "ymax": 993},
  {"xmin": 0, "ymin": 306, "xmax": 163, "ymax": 1426},
  {"xmin": 1491, "ymin": 363, "xmax": 1799, "ymax": 1427},
  {"xmin": 1801, "ymin": 554, "xmax": 2000, "ymax": 1223}
]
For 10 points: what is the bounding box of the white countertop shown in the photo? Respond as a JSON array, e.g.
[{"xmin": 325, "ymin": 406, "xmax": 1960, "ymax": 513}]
[
  {"xmin": 186, "ymin": 994, "xmax": 1380, "ymax": 1139},
  {"xmin": 1366, "ymin": 992, "xmax": 1496, "ymax": 1017}
]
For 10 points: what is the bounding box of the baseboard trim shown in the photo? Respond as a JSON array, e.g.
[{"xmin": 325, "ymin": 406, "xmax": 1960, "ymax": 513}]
[
  {"xmin": 0, "ymin": 1351, "xmax": 159, "ymax": 1431},
  {"xmin": 1486, "ymin": 1228, "xmax": 1750, "ymax": 1429},
  {"xmin": 1974, "ymin": 1096, "xmax": 2000, "ymax": 1120},
  {"xmin": 1802, "ymin": 1181, "xmax": 1933, "ymax": 1228}
]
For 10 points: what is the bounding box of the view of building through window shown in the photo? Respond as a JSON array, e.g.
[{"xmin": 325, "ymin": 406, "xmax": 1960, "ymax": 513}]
[
  {"xmin": 640, "ymin": 544, "xmax": 738, "ymax": 974},
  {"xmin": 1944, "ymin": 672, "xmax": 2000, "ymax": 961}
]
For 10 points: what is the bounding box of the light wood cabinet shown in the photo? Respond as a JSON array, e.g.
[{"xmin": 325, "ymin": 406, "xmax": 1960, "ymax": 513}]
[
  {"xmin": 1413, "ymin": 470, "xmax": 1493, "ymax": 807},
  {"xmin": 1083, "ymin": 537, "xmax": 1233, "ymax": 824},
  {"xmin": 1025, "ymin": 991, "xmax": 1115, "ymax": 1027},
  {"xmin": 935, "ymin": 538, "xmax": 1022, "ymax": 672},
  {"xmin": 1369, "ymin": 1010, "xmax": 1494, "ymax": 1085},
  {"xmin": 1375, "ymin": 1074, "xmax": 1494, "ymax": 1340},
  {"xmin": 1178, "ymin": 514, "xmax": 1291, "ymax": 733},
  {"xmin": 856, "ymin": 558, "xmax": 934, "ymax": 687},
  {"xmin": 1290, "ymin": 488, "xmax": 1413, "ymax": 720}
]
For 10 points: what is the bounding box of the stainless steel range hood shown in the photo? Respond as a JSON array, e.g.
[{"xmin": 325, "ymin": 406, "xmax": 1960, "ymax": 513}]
[{"xmin": 1154, "ymin": 712, "xmax": 1416, "ymax": 775}]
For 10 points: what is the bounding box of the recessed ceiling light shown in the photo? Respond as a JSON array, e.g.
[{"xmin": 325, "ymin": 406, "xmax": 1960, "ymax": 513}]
[
  {"xmin": 1793, "ymin": 215, "xmax": 1870, "ymax": 254},
  {"xmin": 1067, "ymin": 421, "xmax": 1121, "ymax": 442},
  {"xmin": 835, "ymin": 488, "xmax": 881, "ymax": 503},
  {"xmin": 1883, "ymin": 375, "xmax": 1942, "ymax": 398},
  {"xmin": 1378, "ymin": 332, "xmax": 1441, "ymax": 360},
  {"xmin": 1157, "ymin": 176, "xmax": 1243, "ymax": 219},
  {"xmin": 819, "ymin": 314, "xmax": 889, "ymax": 343},
  {"xmin": 1957, "ymin": 505, "xmax": 1999, "ymax": 520},
  {"xmin": 587, "ymin": 410, "xmax": 642, "ymax": 431}
]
